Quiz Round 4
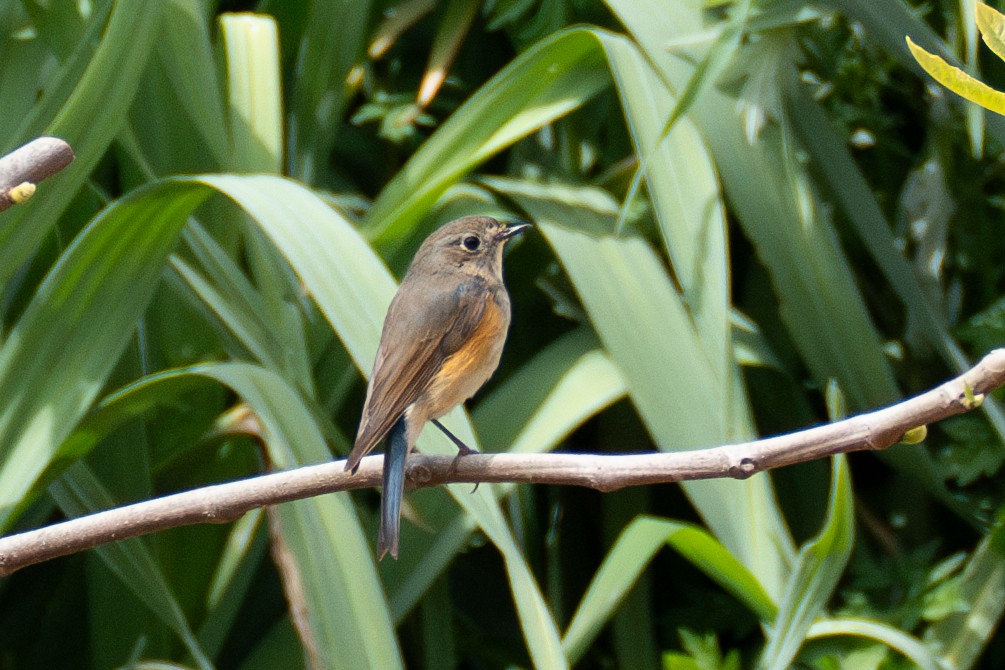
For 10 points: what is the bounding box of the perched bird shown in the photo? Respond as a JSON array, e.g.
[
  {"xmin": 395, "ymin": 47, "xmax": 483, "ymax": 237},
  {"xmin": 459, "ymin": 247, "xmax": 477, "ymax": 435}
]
[{"xmin": 345, "ymin": 216, "xmax": 529, "ymax": 558}]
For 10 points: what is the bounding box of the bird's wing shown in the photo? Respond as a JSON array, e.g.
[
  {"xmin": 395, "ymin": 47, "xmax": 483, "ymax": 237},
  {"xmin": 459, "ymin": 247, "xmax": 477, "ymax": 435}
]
[{"xmin": 345, "ymin": 282, "xmax": 489, "ymax": 472}]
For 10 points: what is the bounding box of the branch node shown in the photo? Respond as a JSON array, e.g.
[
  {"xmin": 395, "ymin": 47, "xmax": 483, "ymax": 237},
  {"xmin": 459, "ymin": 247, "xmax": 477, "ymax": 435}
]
[
  {"xmin": 409, "ymin": 463, "xmax": 434, "ymax": 485},
  {"xmin": 960, "ymin": 382, "xmax": 985, "ymax": 410},
  {"xmin": 204, "ymin": 507, "xmax": 244, "ymax": 524},
  {"xmin": 728, "ymin": 457, "xmax": 757, "ymax": 479}
]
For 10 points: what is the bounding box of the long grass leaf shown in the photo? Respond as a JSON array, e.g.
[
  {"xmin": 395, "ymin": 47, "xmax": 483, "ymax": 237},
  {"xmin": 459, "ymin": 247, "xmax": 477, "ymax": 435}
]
[
  {"xmin": 387, "ymin": 329, "xmax": 626, "ymax": 620},
  {"xmin": 220, "ymin": 13, "xmax": 283, "ymax": 172},
  {"xmin": 924, "ymin": 520, "xmax": 1005, "ymax": 669},
  {"xmin": 0, "ymin": 3, "xmax": 95, "ymax": 143},
  {"xmin": 198, "ymin": 509, "xmax": 268, "ymax": 658},
  {"xmin": 195, "ymin": 174, "xmax": 567, "ymax": 667},
  {"xmin": 658, "ymin": 0, "xmax": 750, "ymax": 140},
  {"xmin": 492, "ymin": 176, "xmax": 791, "ymax": 597},
  {"xmin": 50, "ymin": 463, "xmax": 213, "ymax": 670},
  {"xmin": 0, "ymin": 1, "xmax": 162, "ymax": 287},
  {"xmin": 0, "ymin": 181, "xmax": 210, "ymax": 529},
  {"xmin": 563, "ymin": 515, "xmax": 776, "ymax": 664},
  {"xmin": 807, "ymin": 617, "xmax": 940, "ymax": 670},
  {"xmin": 760, "ymin": 456, "xmax": 854, "ymax": 670},
  {"xmin": 194, "ymin": 362, "xmax": 402, "ymax": 670},
  {"xmin": 157, "ymin": 0, "xmax": 229, "ymax": 166},
  {"xmin": 172, "ymin": 223, "xmax": 286, "ymax": 371},
  {"xmin": 287, "ymin": 0, "xmax": 373, "ymax": 181},
  {"xmin": 364, "ymin": 27, "xmax": 609, "ymax": 244},
  {"xmin": 597, "ymin": 30, "xmax": 731, "ymax": 408},
  {"xmin": 8, "ymin": 0, "xmax": 113, "ymax": 141}
]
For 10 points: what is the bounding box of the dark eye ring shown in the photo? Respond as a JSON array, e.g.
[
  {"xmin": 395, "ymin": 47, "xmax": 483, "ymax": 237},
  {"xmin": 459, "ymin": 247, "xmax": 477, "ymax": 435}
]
[{"xmin": 462, "ymin": 235, "xmax": 481, "ymax": 251}]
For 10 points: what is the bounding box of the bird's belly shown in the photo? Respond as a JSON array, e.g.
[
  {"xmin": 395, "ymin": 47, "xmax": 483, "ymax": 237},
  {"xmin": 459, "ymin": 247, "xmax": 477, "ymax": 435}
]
[{"xmin": 423, "ymin": 302, "xmax": 508, "ymax": 419}]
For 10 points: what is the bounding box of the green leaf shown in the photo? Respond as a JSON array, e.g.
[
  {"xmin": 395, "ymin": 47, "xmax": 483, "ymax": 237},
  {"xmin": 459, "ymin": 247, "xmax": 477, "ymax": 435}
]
[
  {"xmin": 120, "ymin": 0, "xmax": 230, "ymax": 179},
  {"xmin": 191, "ymin": 174, "xmax": 566, "ymax": 667},
  {"xmin": 198, "ymin": 509, "xmax": 268, "ymax": 658},
  {"xmin": 287, "ymin": 0, "xmax": 373, "ymax": 181},
  {"xmin": 56, "ymin": 369, "xmax": 215, "ymax": 471},
  {"xmin": 923, "ymin": 519, "xmax": 1005, "ymax": 668},
  {"xmin": 537, "ymin": 208, "xmax": 720, "ymax": 444},
  {"xmin": 963, "ymin": 0, "xmax": 985, "ymax": 155},
  {"xmin": 9, "ymin": 0, "xmax": 113, "ymax": 141},
  {"xmin": 171, "ymin": 225, "xmax": 286, "ymax": 371},
  {"xmin": 598, "ymin": 30, "xmax": 730, "ymax": 389},
  {"xmin": 492, "ymin": 176, "xmax": 793, "ymax": 598},
  {"xmin": 363, "ymin": 26, "xmax": 609, "ymax": 244},
  {"xmin": 0, "ymin": 1, "xmax": 162, "ymax": 288},
  {"xmin": 387, "ymin": 328, "xmax": 626, "ymax": 621},
  {"xmin": 194, "ymin": 362, "xmax": 403, "ymax": 670},
  {"xmin": 760, "ymin": 456, "xmax": 854, "ymax": 670},
  {"xmin": 50, "ymin": 463, "xmax": 213, "ymax": 670},
  {"xmin": 657, "ymin": 0, "xmax": 750, "ymax": 143},
  {"xmin": 0, "ymin": 181, "xmax": 211, "ymax": 530},
  {"xmin": 220, "ymin": 13, "xmax": 283, "ymax": 172},
  {"xmin": 172, "ymin": 219, "xmax": 314, "ymax": 394},
  {"xmin": 156, "ymin": 0, "xmax": 229, "ymax": 167},
  {"xmin": 0, "ymin": 3, "xmax": 89, "ymax": 144},
  {"xmin": 563, "ymin": 516, "xmax": 776, "ymax": 665},
  {"xmin": 807, "ymin": 617, "xmax": 940, "ymax": 670}
]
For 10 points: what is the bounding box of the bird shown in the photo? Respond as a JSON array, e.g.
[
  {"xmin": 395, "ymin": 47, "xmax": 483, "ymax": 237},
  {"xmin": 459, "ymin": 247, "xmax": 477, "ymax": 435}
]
[{"xmin": 345, "ymin": 215, "xmax": 529, "ymax": 558}]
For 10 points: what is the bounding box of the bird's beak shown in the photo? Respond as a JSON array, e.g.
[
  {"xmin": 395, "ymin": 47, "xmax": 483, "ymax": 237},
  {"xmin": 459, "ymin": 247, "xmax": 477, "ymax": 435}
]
[{"xmin": 497, "ymin": 222, "xmax": 532, "ymax": 241}]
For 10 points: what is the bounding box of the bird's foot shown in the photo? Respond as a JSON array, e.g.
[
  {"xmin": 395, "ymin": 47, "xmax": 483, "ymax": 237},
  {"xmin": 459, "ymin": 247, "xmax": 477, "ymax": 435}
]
[
  {"xmin": 431, "ymin": 419, "xmax": 480, "ymax": 456},
  {"xmin": 431, "ymin": 419, "xmax": 480, "ymax": 493}
]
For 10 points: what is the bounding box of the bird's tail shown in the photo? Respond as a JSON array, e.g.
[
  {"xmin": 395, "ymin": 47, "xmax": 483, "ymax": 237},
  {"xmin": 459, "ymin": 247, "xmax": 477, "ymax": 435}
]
[{"xmin": 378, "ymin": 417, "xmax": 408, "ymax": 559}]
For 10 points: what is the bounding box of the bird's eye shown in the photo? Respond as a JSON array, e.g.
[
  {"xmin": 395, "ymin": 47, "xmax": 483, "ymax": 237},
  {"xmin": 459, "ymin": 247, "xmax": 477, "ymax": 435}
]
[{"xmin": 462, "ymin": 235, "xmax": 481, "ymax": 251}]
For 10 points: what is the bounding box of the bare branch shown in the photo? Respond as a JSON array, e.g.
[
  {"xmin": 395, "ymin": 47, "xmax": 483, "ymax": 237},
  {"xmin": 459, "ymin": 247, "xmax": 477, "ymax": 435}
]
[
  {"xmin": 0, "ymin": 348, "xmax": 1002, "ymax": 575},
  {"xmin": 0, "ymin": 137, "xmax": 75, "ymax": 212}
]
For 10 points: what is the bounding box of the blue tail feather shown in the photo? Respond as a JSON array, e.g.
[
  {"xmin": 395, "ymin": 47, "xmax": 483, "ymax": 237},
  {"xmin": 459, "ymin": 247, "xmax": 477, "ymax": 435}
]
[{"xmin": 378, "ymin": 417, "xmax": 408, "ymax": 559}]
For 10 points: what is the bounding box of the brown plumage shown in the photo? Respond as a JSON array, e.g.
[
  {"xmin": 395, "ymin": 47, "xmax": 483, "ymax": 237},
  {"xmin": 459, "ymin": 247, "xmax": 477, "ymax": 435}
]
[{"xmin": 345, "ymin": 216, "xmax": 529, "ymax": 558}]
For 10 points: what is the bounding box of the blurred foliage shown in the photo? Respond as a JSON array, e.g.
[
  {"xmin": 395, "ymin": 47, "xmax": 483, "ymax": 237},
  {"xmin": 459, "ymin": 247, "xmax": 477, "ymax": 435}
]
[{"xmin": 0, "ymin": 0, "xmax": 1003, "ymax": 668}]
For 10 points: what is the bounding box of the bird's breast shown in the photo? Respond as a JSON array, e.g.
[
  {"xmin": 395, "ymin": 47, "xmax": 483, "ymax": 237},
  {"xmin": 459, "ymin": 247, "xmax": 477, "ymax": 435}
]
[{"xmin": 423, "ymin": 294, "xmax": 510, "ymax": 419}]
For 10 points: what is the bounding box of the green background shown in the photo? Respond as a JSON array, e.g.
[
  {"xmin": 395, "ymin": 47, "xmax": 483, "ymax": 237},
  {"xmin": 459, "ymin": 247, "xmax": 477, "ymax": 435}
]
[{"xmin": 0, "ymin": 0, "xmax": 1003, "ymax": 668}]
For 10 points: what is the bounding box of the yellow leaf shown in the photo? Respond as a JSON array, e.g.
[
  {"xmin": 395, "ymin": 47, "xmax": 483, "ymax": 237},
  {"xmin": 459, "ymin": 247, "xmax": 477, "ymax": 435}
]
[
  {"xmin": 906, "ymin": 36, "xmax": 1005, "ymax": 116},
  {"xmin": 900, "ymin": 425, "xmax": 928, "ymax": 445},
  {"xmin": 8, "ymin": 182, "xmax": 35, "ymax": 204},
  {"xmin": 977, "ymin": 3, "xmax": 1005, "ymax": 65}
]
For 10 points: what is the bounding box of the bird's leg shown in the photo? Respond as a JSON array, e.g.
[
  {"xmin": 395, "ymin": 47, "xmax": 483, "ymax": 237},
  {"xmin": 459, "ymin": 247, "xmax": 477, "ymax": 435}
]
[
  {"xmin": 431, "ymin": 419, "xmax": 480, "ymax": 493},
  {"xmin": 431, "ymin": 419, "xmax": 479, "ymax": 456}
]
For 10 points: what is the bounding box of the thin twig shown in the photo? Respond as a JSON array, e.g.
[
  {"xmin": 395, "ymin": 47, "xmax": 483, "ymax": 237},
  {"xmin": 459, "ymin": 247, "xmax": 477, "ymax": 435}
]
[
  {"xmin": 0, "ymin": 137, "xmax": 75, "ymax": 212},
  {"xmin": 0, "ymin": 348, "xmax": 1002, "ymax": 576}
]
